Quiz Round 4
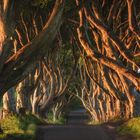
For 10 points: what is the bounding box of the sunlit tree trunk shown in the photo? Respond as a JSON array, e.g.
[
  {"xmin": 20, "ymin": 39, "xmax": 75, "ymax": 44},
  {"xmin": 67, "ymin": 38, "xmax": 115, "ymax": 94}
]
[
  {"xmin": 52, "ymin": 100, "xmax": 64, "ymax": 122},
  {"xmin": 16, "ymin": 82, "xmax": 26, "ymax": 114}
]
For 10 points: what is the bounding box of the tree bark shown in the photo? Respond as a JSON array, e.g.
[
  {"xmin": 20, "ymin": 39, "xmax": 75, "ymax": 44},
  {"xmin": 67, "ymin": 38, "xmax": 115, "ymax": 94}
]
[{"xmin": 0, "ymin": 0, "xmax": 65, "ymax": 98}]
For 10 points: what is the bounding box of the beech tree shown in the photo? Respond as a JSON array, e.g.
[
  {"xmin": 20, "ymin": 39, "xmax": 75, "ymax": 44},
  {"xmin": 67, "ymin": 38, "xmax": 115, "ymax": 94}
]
[
  {"xmin": 0, "ymin": 0, "xmax": 139, "ymax": 121},
  {"xmin": 74, "ymin": 0, "xmax": 140, "ymax": 120},
  {"xmin": 0, "ymin": 0, "xmax": 65, "ymax": 97}
]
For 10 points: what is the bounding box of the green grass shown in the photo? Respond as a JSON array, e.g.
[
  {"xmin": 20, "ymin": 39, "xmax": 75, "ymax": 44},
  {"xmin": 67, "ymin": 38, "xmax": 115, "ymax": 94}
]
[
  {"xmin": 0, "ymin": 114, "xmax": 45, "ymax": 140},
  {"xmin": 88, "ymin": 120, "xmax": 103, "ymax": 125},
  {"xmin": 118, "ymin": 117, "xmax": 140, "ymax": 138}
]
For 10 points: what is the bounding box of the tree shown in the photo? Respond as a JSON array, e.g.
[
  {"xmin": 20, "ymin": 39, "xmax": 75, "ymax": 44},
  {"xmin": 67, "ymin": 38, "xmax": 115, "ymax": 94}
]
[
  {"xmin": 0, "ymin": 0, "xmax": 140, "ymax": 121},
  {"xmin": 74, "ymin": 0, "xmax": 140, "ymax": 120},
  {"xmin": 0, "ymin": 0, "xmax": 65, "ymax": 97}
]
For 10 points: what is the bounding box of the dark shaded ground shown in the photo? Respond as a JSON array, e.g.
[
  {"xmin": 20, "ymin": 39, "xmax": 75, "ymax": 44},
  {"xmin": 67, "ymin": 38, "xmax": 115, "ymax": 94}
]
[{"xmin": 35, "ymin": 109, "xmax": 136, "ymax": 140}]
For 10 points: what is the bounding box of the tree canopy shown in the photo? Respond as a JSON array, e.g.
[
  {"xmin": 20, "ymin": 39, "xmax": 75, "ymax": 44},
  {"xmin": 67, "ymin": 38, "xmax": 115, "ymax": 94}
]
[{"xmin": 0, "ymin": 0, "xmax": 140, "ymax": 121}]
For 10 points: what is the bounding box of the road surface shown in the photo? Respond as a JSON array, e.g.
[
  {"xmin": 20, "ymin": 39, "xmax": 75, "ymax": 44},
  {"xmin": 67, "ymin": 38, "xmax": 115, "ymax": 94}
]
[{"xmin": 35, "ymin": 109, "xmax": 135, "ymax": 140}]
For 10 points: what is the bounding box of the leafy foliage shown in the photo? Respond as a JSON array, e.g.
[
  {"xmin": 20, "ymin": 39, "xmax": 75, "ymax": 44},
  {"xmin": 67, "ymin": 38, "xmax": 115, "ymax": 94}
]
[
  {"xmin": 118, "ymin": 117, "xmax": 140, "ymax": 138},
  {"xmin": 0, "ymin": 114, "xmax": 45, "ymax": 140}
]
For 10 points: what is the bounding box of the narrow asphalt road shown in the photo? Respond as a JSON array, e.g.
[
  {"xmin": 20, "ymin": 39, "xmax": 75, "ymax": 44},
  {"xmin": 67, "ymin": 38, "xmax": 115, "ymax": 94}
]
[
  {"xmin": 35, "ymin": 109, "xmax": 135, "ymax": 140},
  {"xmin": 36, "ymin": 125, "xmax": 111, "ymax": 140}
]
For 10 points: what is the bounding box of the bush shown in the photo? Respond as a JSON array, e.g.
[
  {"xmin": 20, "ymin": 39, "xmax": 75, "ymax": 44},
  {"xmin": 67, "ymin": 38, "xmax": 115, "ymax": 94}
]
[
  {"xmin": 0, "ymin": 114, "xmax": 45, "ymax": 140},
  {"xmin": 118, "ymin": 117, "xmax": 140, "ymax": 138}
]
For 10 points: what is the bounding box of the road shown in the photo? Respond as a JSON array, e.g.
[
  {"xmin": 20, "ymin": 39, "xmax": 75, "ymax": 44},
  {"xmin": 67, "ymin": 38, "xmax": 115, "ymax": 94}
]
[
  {"xmin": 35, "ymin": 109, "xmax": 135, "ymax": 140},
  {"xmin": 36, "ymin": 125, "xmax": 111, "ymax": 140}
]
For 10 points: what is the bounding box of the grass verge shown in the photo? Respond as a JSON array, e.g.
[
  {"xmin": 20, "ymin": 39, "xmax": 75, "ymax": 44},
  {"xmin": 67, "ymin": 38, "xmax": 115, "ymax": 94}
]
[{"xmin": 118, "ymin": 117, "xmax": 140, "ymax": 138}]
